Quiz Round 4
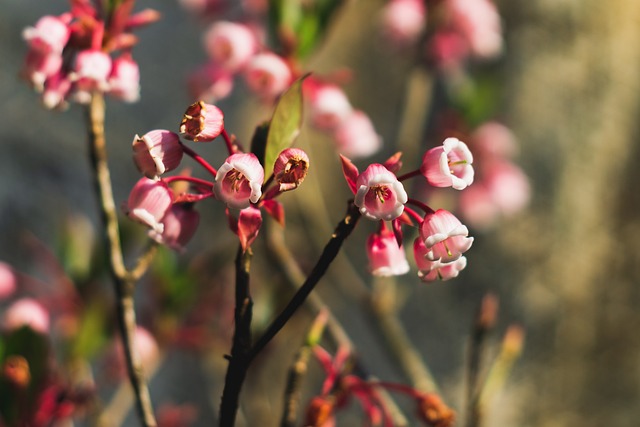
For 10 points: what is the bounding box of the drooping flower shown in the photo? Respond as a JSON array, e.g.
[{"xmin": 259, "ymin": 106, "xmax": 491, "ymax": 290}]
[
  {"xmin": 203, "ymin": 21, "xmax": 257, "ymax": 72},
  {"xmin": 69, "ymin": 49, "xmax": 113, "ymax": 103},
  {"xmin": 333, "ymin": 111, "xmax": 382, "ymax": 159},
  {"xmin": 125, "ymin": 177, "xmax": 173, "ymax": 234},
  {"xmin": 354, "ymin": 164, "xmax": 407, "ymax": 221},
  {"xmin": 214, "ymin": 153, "xmax": 264, "ymax": 209},
  {"xmin": 420, "ymin": 137, "xmax": 474, "ymax": 190},
  {"xmin": 444, "ymin": 0, "xmax": 503, "ymax": 59},
  {"xmin": 413, "ymin": 238, "xmax": 467, "ymax": 281},
  {"xmin": 244, "ymin": 52, "xmax": 292, "ymax": 99},
  {"xmin": 132, "ymin": 130, "xmax": 184, "ymax": 179},
  {"xmin": 188, "ymin": 62, "xmax": 235, "ymax": 102},
  {"xmin": 21, "ymin": 48, "xmax": 63, "ymax": 91},
  {"xmin": 179, "ymin": 101, "xmax": 225, "ymax": 142},
  {"xmin": 420, "ymin": 209, "xmax": 473, "ymax": 263},
  {"xmin": 108, "ymin": 54, "xmax": 141, "ymax": 103},
  {"xmin": 3, "ymin": 298, "xmax": 50, "ymax": 334},
  {"xmin": 306, "ymin": 83, "xmax": 353, "ymax": 131},
  {"xmin": 22, "ymin": 14, "xmax": 71, "ymax": 55},
  {"xmin": 151, "ymin": 203, "xmax": 200, "ymax": 251},
  {"xmin": 273, "ymin": 148, "xmax": 309, "ymax": 191},
  {"xmin": 367, "ymin": 228, "xmax": 410, "ymax": 277}
]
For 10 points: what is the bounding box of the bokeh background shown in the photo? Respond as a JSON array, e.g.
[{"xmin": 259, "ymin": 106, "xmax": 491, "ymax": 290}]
[{"xmin": 2, "ymin": 0, "xmax": 640, "ymax": 426}]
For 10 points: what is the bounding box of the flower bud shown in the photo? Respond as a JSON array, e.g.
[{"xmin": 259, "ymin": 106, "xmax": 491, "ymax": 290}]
[
  {"xmin": 415, "ymin": 393, "xmax": 455, "ymax": 427},
  {"xmin": 132, "ymin": 130, "xmax": 184, "ymax": 178},
  {"xmin": 273, "ymin": 148, "xmax": 309, "ymax": 191},
  {"xmin": 304, "ymin": 396, "xmax": 335, "ymax": 427},
  {"xmin": 180, "ymin": 101, "xmax": 225, "ymax": 142},
  {"xmin": 3, "ymin": 356, "xmax": 31, "ymax": 388}
]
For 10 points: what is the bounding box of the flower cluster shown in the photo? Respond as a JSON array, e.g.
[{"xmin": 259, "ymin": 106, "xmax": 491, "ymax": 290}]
[
  {"xmin": 379, "ymin": 0, "xmax": 503, "ymax": 69},
  {"xmin": 20, "ymin": 1, "xmax": 159, "ymax": 109},
  {"xmin": 125, "ymin": 101, "xmax": 309, "ymax": 252},
  {"xmin": 342, "ymin": 137, "xmax": 475, "ymax": 282}
]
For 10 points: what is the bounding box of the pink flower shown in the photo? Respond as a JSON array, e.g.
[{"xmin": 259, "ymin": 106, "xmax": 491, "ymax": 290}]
[
  {"xmin": 70, "ymin": 49, "xmax": 113, "ymax": 103},
  {"xmin": 203, "ymin": 21, "xmax": 257, "ymax": 72},
  {"xmin": 333, "ymin": 111, "xmax": 382, "ymax": 159},
  {"xmin": 42, "ymin": 71, "xmax": 73, "ymax": 110},
  {"xmin": 228, "ymin": 206, "xmax": 262, "ymax": 251},
  {"xmin": 307, "ymin": 84, "xmax": 353, "ymax": 131},
  {"xmin": 108, "ymin": 55, "xmax": 141, "ymax": 103},
  {"xmin": 471, "ymin": 121, "xmax": 517, "ymax": 159},
  {"xmin": 273, "ymin": 148, "xmax": 309, "ymax": 191},
  {"xmin": 420, "ymin": 137, "xmax": 474, "ymax": 190},
  {"xmin": 380, "ymin": 0, "xmax": 426, "ymax": 46},
  {"xmin": 420, "ymin": 209, "xmax": 473, "ymax": 263},
  {"xmin": 110, "ymin": 326, "xmax": 160, "ymax": 377},
  {"xmin": 179, "ymin": 101, "xmax": 225, "ymax": 142},
  {"xmin": 483, "ymin": 161, "xmax": 530, "ymax": 216},
  {"xmin": 413, "ymin": 238, "xmax": 467, "ymax": 281},
  {"xmin": 445, "ymin": 0, "xmax": 503, "ymax": 59},
  {"xmin": 3, "ymin": 298, "xmax": 50, "ymax": 334},
  {"xmin": 367, "ymin": 229, "xmax": 410, "ymax": 276},
  {"xmin": 22, "ymin": 15, "xmax": 71, "ymax": 55},
  {"xmin": 21, "ymin": 48, "xmax": 63, "ymax": 91},
  {"xmin": 126, "ymin": 178, "xmax": 173, "ymax": 234},
  {"xmin": 151, "ymin": 204, "xmax": 200, "ymax": 251},
  {"xmin": 132, "ymin": 130, "xmax": 184, "ymax": 179},
  {"xmin": 456, "ymin": 183, "xmax": 499, "ymax": 229},
  {"xmin": 214, "ymin": 153, "xmax": 264, "ymax": 209},
  {"xmin": 244, "ymin": 52, "xmax": 292, "ymax": 99},
  {"xmin": 354, "ymin": 164, "xmax": 407, "ymax": 221},
  {"xmin": 0, "ymin": 262, "xmax": 17, "ymax": 301},
  {"xmin": 188, "ymin": 62, "xmax": 235, "ymax": 102}
]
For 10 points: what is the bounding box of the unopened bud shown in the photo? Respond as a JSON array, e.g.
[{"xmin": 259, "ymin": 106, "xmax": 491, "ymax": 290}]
[
  {"xmin": 502, "ymin": 324, "xmax": 525, "ymax": 357},
  {"xmin": 416, "ymin": 393, "xmax": 455, "ymax": 427},
  {"xmin": 477, "ymin": 293, "xmax": 499, "ymax": 330},
  {"xmin": 3, "ymin": 355, "xmax": 31, "ymax": 388},
  {"xmin": 304, "ymin": 396, "xmax": 335, "ymax": 427}
]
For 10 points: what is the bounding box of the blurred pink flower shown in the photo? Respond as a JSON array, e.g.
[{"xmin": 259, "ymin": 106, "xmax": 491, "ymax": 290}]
[
  {"xmin": 380, "ymin": 0, "xmax": 426, "ymax": 46},
  {"xmin": 108, "ymin": 54, "xmax": 141, "ymax": 103},
  {"xmin": 0, "ymin": 262, "xmax": 17, "ymax": 301},
  {"xmin": 203, "ymin": 21, "xmax": 257, "ymax": 72},
  {"xmin": 333, "ymin": 111, "xmax": 382, "ymax": 159},
  {"xmin": 244, "ymin": 52, "xmax": 292, "ymax": 99},
  {"xmin": 22, "ymin": 14, "xmax": 71, "ymax": 55},
  {"xmin": 3, "ymin": 298, "xmax": 50, "ymax": 334}
]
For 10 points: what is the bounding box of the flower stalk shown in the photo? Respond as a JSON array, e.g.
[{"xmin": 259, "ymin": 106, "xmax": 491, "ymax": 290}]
[{"xmin": 86, "ymin": 93, "xmax": 157, "ymax": 427}]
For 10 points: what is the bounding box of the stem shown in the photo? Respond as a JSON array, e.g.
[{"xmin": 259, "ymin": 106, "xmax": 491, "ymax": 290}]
[
  {"xmin": 181, "ymin": 143, "xmax": 218, "ymax": 177},
  {"xmin": 222, "ymin": 129, "xmax": 237, "ymax": 154},
  {"xmin": 86, "ymin": 93, "xmax": 157, "ymax": 427},
  {"xmin": 249, "ymin": 201, "xmax": 361, "ymax": 361},
  {"xmin": 219, "ymin": 246, "xmax": 253, "ymax": 427},
  {"xmin": 396, "ymin": 169, "xmax": 422, "ymax": 182}
]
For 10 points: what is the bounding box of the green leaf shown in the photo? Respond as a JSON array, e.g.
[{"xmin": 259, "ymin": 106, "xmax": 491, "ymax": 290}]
[{"xmin": 263, "ymin": 76, "xmax": 307, "ymax": 178}]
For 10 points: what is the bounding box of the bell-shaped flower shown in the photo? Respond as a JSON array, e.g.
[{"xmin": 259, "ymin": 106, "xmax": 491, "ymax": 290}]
[
  {"xmin": 273, "ymin": 148, "xmax": 309, "ymax": 192},
  {"xmin": 70, "ymin": 49, "xmax": 113, "ymax": 103},
  {"xmin": 21, "ymin": 48, "xmax": 63, "ymax": 91},
  {"xmin": 380, "ymin": 0, "xmax": 426, "ymax": 46},
  {"xmin": 420, "ymin": 209, "xmax": 473, "ymax": 263},
  {"xmin": 108, "ymin": 54, "xmax": 141, "ymax": 103},
  {"xmin": 244, "ymin": 52, "xmax": 292, "ymax": 99},
  {"xmin": 307, "ymin": 83, "xmax": 353, "ymax": 131},
  {"xmin": 214, "ymin": 153, "xmax": 264, "ymax": 209},
  {"xmin": 132, "ymin": 130, "xmax": 184, "ymax": 179},
  {"xmin": 333, "ymin": 111, "xmax": 382, "ymax": 159},
  {"xmin": 151, "ymin": 203, "xmax": 200, "ymax": 251},
  {"xmin": 354, "ymin": 164, "xmax": 407, "ymax": 221},
  {"xmin": 42, "ymin": 71, "xmax": 72, "ymax": 110},
  {"xmin": 203, "ymin": 21, "xmax": 257, "ymax": 72},
  {"xmin": 367, "ymin": 229, "xmax": 410, "ymax": 277},
  {"xmin": 179, "ymin": 101, "xmax": 225, "ymax": 142},
  {"xmin": 22, "ymin": 14, "xmax": 71, "ymax": 55},
  {"xmin": 413, "ymin": 238, "xmax": 467, "ymax": 281},
  {"xmin": 188, "ymin": 62, "xmax": 235, "ymax": 102},
  {"xmin": 3, "ymin": 298, "xmax": 50, "ymax": 334},
  {"xmin": 420, "ymin": 137, "xmax": 474, "ymax": 190},
  {"xmin": 126, "ymin": 177, "xmax": 173, "ymax": 234}
]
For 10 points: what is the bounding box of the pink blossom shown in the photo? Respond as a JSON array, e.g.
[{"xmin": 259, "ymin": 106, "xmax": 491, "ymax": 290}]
[
  {"xmin": 413, "ymin": 238, "xmax": 467, "ymax": 281},
  {"xmin": 179, "ymin": 101, "xmax": 225, "ymax": 142},
  {"xmin": 244, "ymin": 52, "xmax": 292, "ymax": 99},
  {"xmin": 307, "ymin": 84, "xmax": 353, "ymax": 131},
  {"xmin": 420, "ymin": 137, "xmax": 474, "ymax": 190},
  {"xmin": 42, "ymin": 71, "xmax": 73, "ymax": 110},
  {"xmin": 126, "ymin": 178, "xmax": 173, "ymax": 234},
  {"xmin": 367, "ymin": 229, "xmax": 410, "ymax": 277},
  {"xmin": 21, "ymin": 48, "xmax": 63, "ymax": 91},
  {"xmin": 110, "ymin": 326, "xmax": 160, "ymax": 377},
  {"xmin": 380, "ymin": 0, "xmax": 426, "ymax": 46},
  {"xmin": 333, "ymin": 111, "xmax": 382, "ymax": 159},
  {"xmin": 108, "ymin": 55, "xmax": 141, "ymax": 103},
  {"xmin": 273, "ymin": 148, "xmax": 309, "ymax": 191},
  {"xmin": 471, "ymin": 121, "xmax": 517, "ymax": 159},
  {"xmin": 457, "ymin": 183, "xmax": 499, "ymax": 229},
  {"xmin": 228, "ymin": 206, "xmax": 262, "ymax": 251},
  {"xmin": 428, "ymin": 30, "xmax": 469, "ymax": 70},
  {"xmin": 0, "ymin": 262, "xmax": 17, "ymax": 301},
  {"xmin": 214, "ymin": 153, "xmax": 264, "ymax": 209},
  {"xmin": 203, "ymin": 21, "xmax": 257, "ymax": 72},
  {"xmin": 445, "ymin": 0, "xmax": 503, "ymax": 59},
  {"xmin": 188, "ymin": 62, "xmax": 234, "ymax": 102},
  {"xmin": 483, "ymin": 161, "xmax": 530, "ymax": 216},
  {"xmin": 70, "ymin": 49, "xmax": 113, "ymax": 103},
  {"xmin": 151, "ymin": 204, "xmax": 200, "ymax": 251},
  {"xmin": 132, "ymin": 130, "xmax": 184, "ymax": 179},
  {"xmin": 22, "ymin": 15, "xmax": 71, "ymax": 55},
  {"xmin": 3, "ymin": 298, "xmax": 50, "ymax": 334},
  {"xmin": 420, "ymin": 209, "xmax": 473, "ymax": 263},
  {"xmin": 354, "ymin": 164, "xmax": 407, "ymax": 221}
]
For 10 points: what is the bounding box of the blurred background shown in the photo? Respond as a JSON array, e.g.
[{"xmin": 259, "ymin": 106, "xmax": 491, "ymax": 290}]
[{"xmin": 1, "ymin": 0, "xmax": 640, "ymax": 426}]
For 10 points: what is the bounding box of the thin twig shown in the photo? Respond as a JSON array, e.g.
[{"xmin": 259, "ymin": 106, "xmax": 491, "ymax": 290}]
[{"xmin": 87, "ymin": 93, "xmax": 157, "ymax": 427}]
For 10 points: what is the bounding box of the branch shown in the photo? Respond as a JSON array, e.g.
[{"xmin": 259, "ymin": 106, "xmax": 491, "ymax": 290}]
[{"xmin": 86, "ymin": 93, "xmax": 157, "ymax": 427}]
